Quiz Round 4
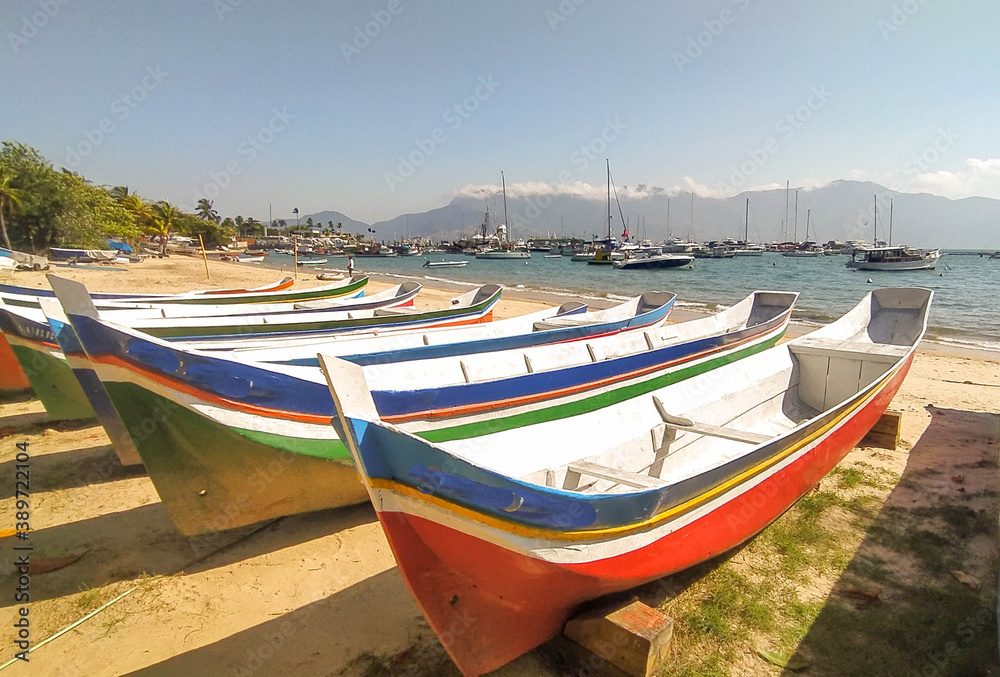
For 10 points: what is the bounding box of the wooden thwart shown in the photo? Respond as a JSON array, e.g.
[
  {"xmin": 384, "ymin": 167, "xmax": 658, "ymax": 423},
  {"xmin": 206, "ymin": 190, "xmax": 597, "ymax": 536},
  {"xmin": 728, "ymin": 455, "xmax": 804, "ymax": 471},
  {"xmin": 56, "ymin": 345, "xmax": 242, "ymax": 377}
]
[
  {"xmin": 566, "ymin": 460, "xmax": 663, "ymax": 490},
  {"xmin": 564, "ymin": 599, "xmax": 674, "ymax": 677},
  {"xmin": 652, "ymin": 396, "xmax": 769, "ymax": 445}
]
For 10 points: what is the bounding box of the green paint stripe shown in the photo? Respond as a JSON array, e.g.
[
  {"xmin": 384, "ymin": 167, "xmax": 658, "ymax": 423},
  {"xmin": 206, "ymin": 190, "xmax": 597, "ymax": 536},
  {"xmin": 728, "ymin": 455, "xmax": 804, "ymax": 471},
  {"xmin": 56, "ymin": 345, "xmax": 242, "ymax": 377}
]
[
  {"xmin": 234, "ymin": 427, "xmax": 351, "ymax": 461},
  {"xmin": 102, "ymin": 329, "xmax": 779, "ymax": 465},
  {"xmin": 145, "ymin": 291, "xmax": 500, "ymax": 338},
  {"xmin": 420, "ymin": 333, "xmax": 782, "ymax": 444}
]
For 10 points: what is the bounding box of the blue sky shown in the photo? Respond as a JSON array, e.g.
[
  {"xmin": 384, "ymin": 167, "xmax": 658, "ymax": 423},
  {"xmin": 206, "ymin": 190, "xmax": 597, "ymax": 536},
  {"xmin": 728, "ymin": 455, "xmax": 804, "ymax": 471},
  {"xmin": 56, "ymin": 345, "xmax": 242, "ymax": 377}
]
[{"xmin": 2, "ymin": 0, "xmax": 996, "ymax": 222}]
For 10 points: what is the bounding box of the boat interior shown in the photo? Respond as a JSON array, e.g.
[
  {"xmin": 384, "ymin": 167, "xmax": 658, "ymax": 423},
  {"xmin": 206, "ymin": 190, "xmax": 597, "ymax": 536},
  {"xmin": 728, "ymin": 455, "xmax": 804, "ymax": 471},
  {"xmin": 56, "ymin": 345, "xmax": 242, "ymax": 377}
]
[
  {"xmin": 437, "ymin": 288, "xmax": 930, "ymax": 495},
  {"xmin": 366, "ymin": 291, "xmax": 797, "ymax": 391}
]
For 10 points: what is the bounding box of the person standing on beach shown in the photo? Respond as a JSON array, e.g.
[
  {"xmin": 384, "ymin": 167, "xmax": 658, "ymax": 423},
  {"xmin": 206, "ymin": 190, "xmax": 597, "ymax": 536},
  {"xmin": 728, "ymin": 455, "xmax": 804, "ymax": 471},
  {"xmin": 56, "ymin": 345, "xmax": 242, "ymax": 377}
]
[{"xmin": 348, "ymin": 256, "xmax": 354, "ymax": 277}]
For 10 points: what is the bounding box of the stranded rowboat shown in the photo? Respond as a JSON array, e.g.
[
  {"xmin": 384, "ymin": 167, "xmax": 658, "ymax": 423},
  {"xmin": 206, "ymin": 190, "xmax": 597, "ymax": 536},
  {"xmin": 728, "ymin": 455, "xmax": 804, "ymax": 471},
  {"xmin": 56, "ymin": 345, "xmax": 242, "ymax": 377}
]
[
  {"xmin": 321, "ymin": 287, "xmax": 931, "ymax": 676},
  {"xmin": 51, "ymin": 292, "xmax": 679, "ymax": 533}
]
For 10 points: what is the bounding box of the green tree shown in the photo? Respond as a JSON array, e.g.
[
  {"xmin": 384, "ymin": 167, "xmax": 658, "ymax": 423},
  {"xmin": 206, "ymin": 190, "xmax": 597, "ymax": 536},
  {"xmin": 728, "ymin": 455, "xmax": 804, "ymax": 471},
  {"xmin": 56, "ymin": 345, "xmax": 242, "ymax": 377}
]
[
  {"xmin": 149, "ymin": 201, "xmax": 178, "ymax": 254},
  {"xmin": 0, "ymin": 166, "xmax": 25, "ymax": 249},
  {"xmin": 196, "ymin": 198, "xmax": 220, "ymax": 223}
]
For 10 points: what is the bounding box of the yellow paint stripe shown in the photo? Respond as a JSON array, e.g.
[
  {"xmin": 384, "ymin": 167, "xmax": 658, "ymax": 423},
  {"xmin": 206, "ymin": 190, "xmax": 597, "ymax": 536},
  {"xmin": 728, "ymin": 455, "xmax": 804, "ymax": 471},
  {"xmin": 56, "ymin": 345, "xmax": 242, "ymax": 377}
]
[{"xmin": 368, "ymin": 364, "xmax": 902, "ymax": 542}]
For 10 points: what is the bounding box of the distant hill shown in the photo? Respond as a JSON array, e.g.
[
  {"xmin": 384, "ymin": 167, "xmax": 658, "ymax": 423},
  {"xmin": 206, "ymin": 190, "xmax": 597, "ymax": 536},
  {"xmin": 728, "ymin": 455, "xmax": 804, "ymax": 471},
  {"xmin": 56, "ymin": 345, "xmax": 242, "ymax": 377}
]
[
  {"xmin": 300, "ymin": 181, "xmax": 1000, "ymax": 249},
  {"xmin": 288, "ymin": 211, "xmax": 369, "ymax": 235}
]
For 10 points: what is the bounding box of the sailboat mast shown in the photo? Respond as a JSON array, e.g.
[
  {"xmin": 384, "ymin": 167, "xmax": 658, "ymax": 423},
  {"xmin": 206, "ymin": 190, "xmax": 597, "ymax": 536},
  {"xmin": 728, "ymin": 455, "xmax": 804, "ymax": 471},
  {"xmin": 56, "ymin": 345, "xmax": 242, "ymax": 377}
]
[
  {"xmin": 805, "ymin": 209, "xmax": 811, "ymax": 241},
  {"xmin": 889, "ymin": 198, "xmax": 893, "ymax": 246},
  {"xmin": 793, "ymin": 190, "xmax": 799, "ymax": 242},
  {"xmin": 690, "ymin": 192, "xmax": 695, "ymax": 241},
  {"xmin": 784, "ymin": 180, "xmax": 789, "ymax": 241},
  {"xmin": 744, "ymin": 197, "xmax": 750, "ymax": 242},
  {"xmin": 873, "ymin": 194, "xmax": 877, "ymax": 244},
  {"xmin": 606, "ymin": 159, "xmax": 611, "ymax": 240},
  {"xmin": 501, "ymin": 171, "xmax": 508, "ymax": 244},
  {"xmin": 666, "ymin": 198, "xmax": 671, "ymax": 237}
]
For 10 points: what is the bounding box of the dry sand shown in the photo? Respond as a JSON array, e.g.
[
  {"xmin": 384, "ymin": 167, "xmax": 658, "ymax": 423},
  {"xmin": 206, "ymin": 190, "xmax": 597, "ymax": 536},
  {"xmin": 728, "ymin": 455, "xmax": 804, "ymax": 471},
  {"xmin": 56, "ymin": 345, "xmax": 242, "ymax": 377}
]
[{"xmin": 0, "ymin": 257, "xmax": 996, "ymax": 676}]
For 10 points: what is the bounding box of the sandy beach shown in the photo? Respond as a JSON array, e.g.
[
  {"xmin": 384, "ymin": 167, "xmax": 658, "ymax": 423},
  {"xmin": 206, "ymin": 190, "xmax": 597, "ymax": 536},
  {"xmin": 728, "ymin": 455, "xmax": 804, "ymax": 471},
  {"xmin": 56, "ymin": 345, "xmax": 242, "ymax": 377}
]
[{"xmin": 1, "ymin": 257, "xmax": 997, "ymax": 676}]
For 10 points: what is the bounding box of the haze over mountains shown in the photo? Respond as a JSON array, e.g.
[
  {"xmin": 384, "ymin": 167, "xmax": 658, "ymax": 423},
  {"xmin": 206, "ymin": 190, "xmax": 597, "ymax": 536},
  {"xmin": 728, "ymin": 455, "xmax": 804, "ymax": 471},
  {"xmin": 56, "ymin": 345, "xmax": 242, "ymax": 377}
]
[{"xmin": 297, "ymin": 180, "xmax": 1000, "ymax": 249}]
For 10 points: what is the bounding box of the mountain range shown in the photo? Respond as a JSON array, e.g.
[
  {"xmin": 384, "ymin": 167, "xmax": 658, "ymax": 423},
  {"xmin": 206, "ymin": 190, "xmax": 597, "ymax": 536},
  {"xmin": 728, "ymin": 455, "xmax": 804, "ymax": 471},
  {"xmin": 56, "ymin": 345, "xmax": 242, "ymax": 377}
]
[{"xmin": 293, "ymin": 181, "xmax": 1000, "ymax": 249}]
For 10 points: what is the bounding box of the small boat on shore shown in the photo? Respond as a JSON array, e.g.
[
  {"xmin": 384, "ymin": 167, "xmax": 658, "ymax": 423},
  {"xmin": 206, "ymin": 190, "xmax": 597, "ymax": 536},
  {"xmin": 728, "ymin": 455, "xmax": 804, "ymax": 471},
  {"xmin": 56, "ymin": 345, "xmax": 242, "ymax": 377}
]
[
  {"xmin": 49, "ymin": 247, "xmax": 118, "ymax": 263},
  {"xmin": 0, "ymin": 275, "xmax": 364, "ymax": 310},
  {"xmin": 323, "ymin": 286, "xmax": 931, "ymax": 676}
]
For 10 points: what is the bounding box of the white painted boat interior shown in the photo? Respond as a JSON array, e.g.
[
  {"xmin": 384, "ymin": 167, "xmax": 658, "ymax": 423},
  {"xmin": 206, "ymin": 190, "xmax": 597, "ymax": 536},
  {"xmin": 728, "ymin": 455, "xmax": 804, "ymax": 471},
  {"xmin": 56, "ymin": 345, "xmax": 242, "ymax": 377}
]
[{"xmin": 429, "ymin": 288, "xmax": 930, "ymax": 495}]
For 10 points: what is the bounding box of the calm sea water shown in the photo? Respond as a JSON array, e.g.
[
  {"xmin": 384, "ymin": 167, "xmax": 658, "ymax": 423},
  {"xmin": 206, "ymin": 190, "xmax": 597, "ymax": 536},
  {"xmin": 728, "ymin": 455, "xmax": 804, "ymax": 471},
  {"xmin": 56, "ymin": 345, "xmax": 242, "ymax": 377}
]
[{"xmin": 260, "ymin": 252, "xmax": 1000, "ymax": 352}]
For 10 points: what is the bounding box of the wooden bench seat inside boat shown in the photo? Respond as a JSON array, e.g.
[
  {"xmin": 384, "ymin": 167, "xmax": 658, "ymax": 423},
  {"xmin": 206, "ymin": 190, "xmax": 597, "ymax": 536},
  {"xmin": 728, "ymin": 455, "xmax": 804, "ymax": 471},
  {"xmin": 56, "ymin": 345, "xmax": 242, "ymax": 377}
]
[
  {"xmin": 373, "ymin": 307, "xmax": 417, "ymax": 316},
  {"xmin": 532, "ymin": 316, "xmax": 599, "ymax": 331},
  {"xmin": 788, "ymin": 336, "xmax": 910, "ymax": 363},
  {"xmin": 789, "ymin": 337, "xmax": 910, "ymax": 411},
  {"xmin": 653, "ymin": 396, "xmax": 768, "ymax": 445},
  {"xmin": 564, "ymin": 460, "xmax": 665, "ymax": 490}
]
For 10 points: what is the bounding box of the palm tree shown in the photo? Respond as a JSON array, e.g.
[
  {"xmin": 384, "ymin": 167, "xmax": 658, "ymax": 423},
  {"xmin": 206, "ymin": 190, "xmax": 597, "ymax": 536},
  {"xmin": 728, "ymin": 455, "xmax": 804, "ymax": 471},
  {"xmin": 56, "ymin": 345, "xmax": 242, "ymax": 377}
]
[
  {"xmin": 150, "ymin": 202, "xmax": 178, "ymax": 255},
  {"xmin": 0, "ymin": 167, "xmax": 25, "ymax": 249},
  {"xmin": 196, "ymin": 198, "xmax": 220, "ymax": 223}
]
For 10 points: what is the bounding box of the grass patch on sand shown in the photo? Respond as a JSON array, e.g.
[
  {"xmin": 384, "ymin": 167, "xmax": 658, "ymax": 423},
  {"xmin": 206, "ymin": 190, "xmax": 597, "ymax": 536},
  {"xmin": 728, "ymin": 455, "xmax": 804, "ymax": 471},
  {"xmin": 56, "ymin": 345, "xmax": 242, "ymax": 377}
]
[{"xmin": 653, "ymin": 457, "xmax": 998, "ymax": 676}]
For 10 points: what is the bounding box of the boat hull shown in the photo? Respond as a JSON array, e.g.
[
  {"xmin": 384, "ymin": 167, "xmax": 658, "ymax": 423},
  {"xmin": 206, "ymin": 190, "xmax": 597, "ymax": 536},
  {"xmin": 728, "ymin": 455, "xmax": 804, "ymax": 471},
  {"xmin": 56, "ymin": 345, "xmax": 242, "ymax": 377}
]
[
  {"xmin": 0, "ymin": 333, "xmax": 31, "ymax": 389},
  {"xmin": 103, "ymin": 380, "xmax": 366, "ymax": 534},
  {"xmin": 6, "ymin": 338, "xmax": 96, "ymax": 420},
  {"xmin": 364, "ymin": 353, "xmax": 913, "ymax": 676}
]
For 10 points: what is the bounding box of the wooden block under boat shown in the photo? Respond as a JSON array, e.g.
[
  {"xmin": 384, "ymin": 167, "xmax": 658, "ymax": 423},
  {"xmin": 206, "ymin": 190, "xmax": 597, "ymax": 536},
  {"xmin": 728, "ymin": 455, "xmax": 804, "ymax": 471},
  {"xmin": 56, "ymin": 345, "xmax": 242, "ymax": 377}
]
[
  {"xmin": 861, "ymin": 410, "xmax": 903, "ymax": 450},
  {"xmin": 564, "ymin": 599, "xmax": 674, "ymax": 677}
]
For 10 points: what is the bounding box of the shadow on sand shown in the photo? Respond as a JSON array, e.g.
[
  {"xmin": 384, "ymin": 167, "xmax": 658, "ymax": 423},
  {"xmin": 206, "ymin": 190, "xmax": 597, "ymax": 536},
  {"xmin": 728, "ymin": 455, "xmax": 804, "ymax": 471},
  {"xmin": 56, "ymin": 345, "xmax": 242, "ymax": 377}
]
[
  {"xmin": 782, "ymin": 406, "xmax": 1000, "ymax": 676},
  {"xmin": 1, "ymin": 503, "xmax": 378, "ymax": 607}
]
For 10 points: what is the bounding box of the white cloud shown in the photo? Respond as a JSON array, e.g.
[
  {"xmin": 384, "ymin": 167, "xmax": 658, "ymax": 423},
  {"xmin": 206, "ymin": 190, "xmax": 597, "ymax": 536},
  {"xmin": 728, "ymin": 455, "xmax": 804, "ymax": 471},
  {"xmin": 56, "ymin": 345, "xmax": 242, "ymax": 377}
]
[
  {"xmin": 456, "ymin": 160, "xmax": 1000, "ymax": 205},
  {"xmin": 850, "ymin": 158, "xmax": 1000, "ymax": 200}
]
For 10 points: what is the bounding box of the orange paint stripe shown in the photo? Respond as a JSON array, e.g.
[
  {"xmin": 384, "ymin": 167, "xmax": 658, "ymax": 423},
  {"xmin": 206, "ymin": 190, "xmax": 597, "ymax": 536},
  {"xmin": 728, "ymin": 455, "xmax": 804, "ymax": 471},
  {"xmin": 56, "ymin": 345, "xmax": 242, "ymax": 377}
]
[{"xmin": 88, "ymin": 310, "xmax": 495, "ymax": 426}]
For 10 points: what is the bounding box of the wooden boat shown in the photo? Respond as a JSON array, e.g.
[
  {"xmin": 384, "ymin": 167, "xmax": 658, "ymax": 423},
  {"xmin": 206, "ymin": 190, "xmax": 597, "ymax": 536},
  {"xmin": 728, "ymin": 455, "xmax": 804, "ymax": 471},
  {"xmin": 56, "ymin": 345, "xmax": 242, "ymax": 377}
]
[
  {"xmin": 0, "ymin": 275, "xmax": 375, "ymax": 309},
  {"xmin": 2, "ymin": 279, "xmax": 497, "ymax": 416},
  {"xmin": 845, "ymin": 246, "xmax": 941, "ymax": 271},
  {"xmin": 845, "ymin": 197, "xmax": 940, "ymax": 271},
  {"xmin": 48, "ymin": 247, "xmax": 118, "ymax": 262},
  {"xmin": 0, "ymin": 246, "xmax": 49, "ymax": 271},
  {"xmin": 322, "ymin": 286, "xmax": 931, "ymax": 675},
  {"xmin": 38, "ymin": 298, "xmax": 142, "ymax": 465},
  {"xmin": 51, "ymin": 292, "xmax": 680, "ymax": 533},
  {"xmin": 0, "ymin": 274, "xmax": 349, "ymax": 389}
]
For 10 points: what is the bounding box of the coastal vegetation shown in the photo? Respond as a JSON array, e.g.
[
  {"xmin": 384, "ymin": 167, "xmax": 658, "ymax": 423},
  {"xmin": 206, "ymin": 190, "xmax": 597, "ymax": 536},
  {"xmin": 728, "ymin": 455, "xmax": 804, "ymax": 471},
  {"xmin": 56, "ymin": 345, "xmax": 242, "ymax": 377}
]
[{"xmin": 0, "ymin": 141, "xmax": 239, "ymax": 252}]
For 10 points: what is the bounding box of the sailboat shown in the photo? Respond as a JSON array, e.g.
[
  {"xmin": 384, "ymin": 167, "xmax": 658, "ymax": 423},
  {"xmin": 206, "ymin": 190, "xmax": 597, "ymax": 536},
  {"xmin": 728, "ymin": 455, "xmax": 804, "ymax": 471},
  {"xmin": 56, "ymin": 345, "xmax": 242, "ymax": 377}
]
[
  {"xmin": 588, "ymin": 160, "xmax": 625, "ymax": 265},
  {"xmin": 733, "ymin": 198, "xmax": 764, "ymax": 256},
  {"xmin": 782, "ymin": 209, "xmax": 822, "ymax": 257},
  {"xmin": 475, "ymin": 172, "xmax": 530, "ymax": 259},
  {"xmin": 846, "ymin": 196, "xmax": 941, "ymax": 271}
]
